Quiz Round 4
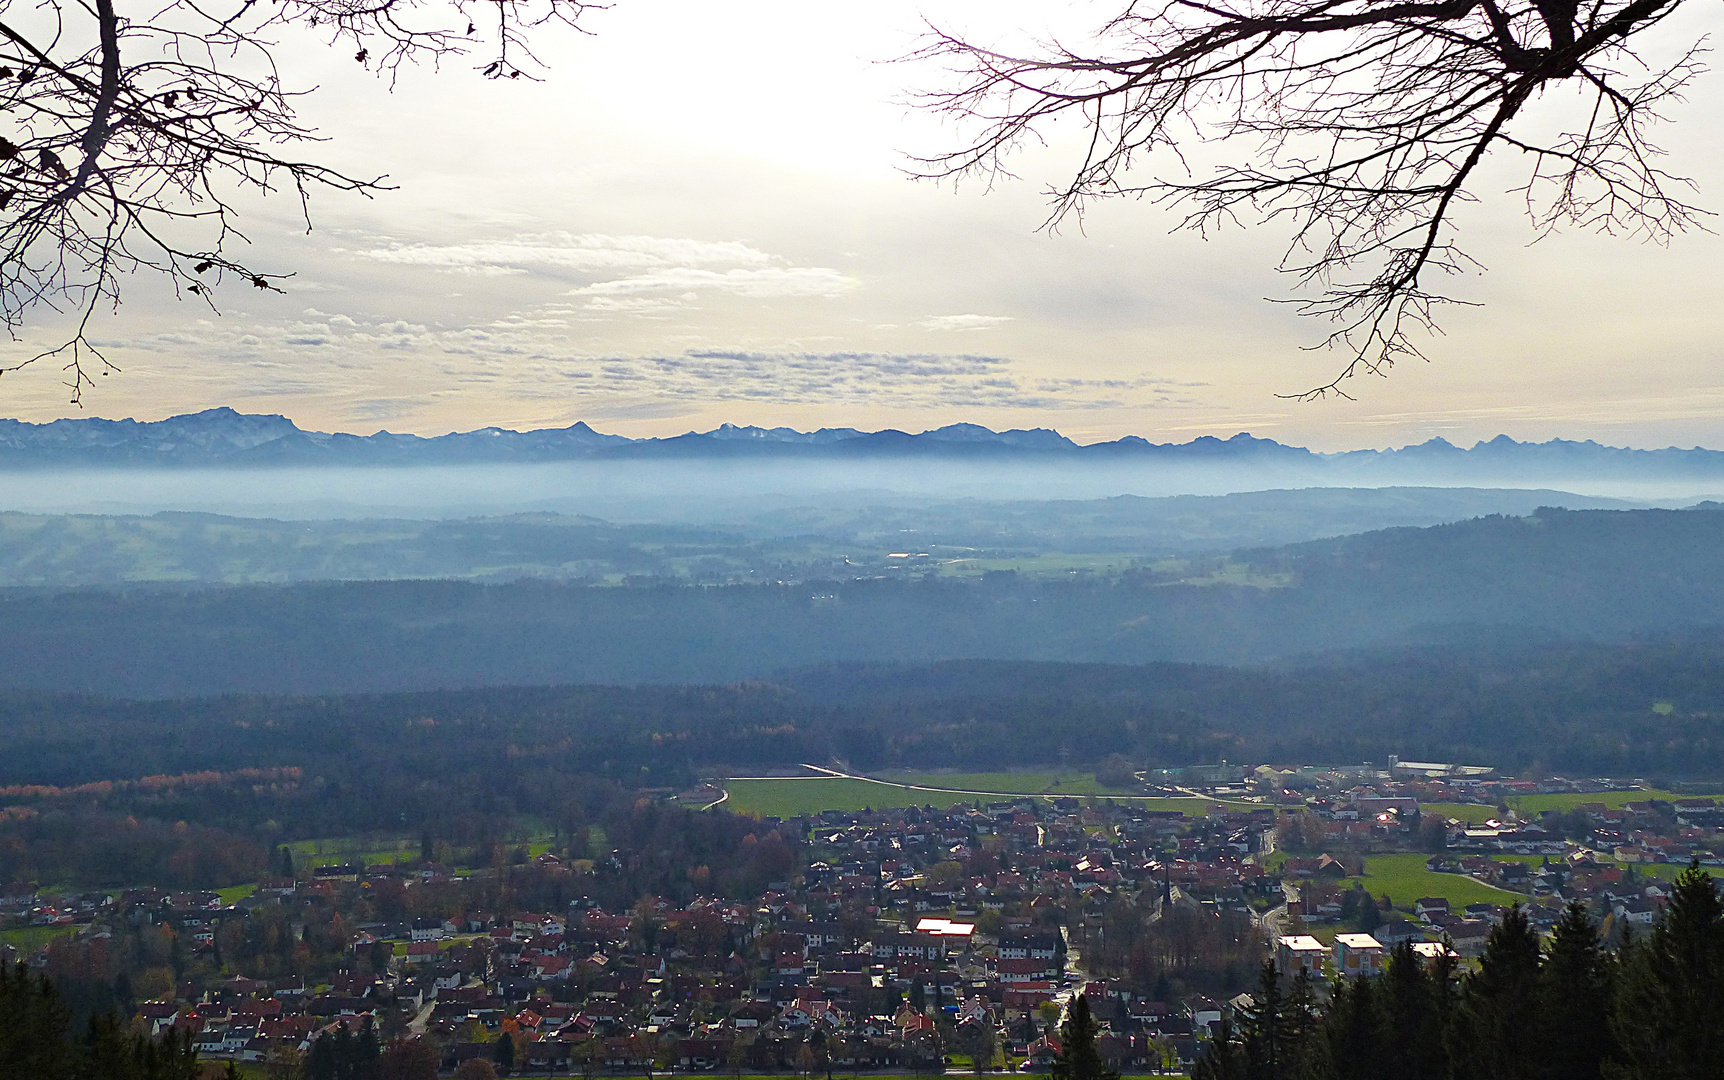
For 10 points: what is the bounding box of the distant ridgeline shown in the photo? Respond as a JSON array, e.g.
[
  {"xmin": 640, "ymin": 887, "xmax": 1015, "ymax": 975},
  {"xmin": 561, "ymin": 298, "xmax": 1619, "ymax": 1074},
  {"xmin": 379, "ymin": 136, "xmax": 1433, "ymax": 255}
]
[
  {"xmin": 5, "ymin": 407, "xmax": 1724, "ymax": 477},
  {"xmin": 0, "ymin": 505, "xmax": 1723, "ymax": 695}
]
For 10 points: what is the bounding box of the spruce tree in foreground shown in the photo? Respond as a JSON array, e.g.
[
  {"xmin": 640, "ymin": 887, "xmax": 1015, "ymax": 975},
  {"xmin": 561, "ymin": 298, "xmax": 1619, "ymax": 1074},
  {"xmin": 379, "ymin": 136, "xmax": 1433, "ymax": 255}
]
[
  {"xmin": 1452, "ymin": 905, "xmax": 1542, "ymax": 1080},
  {"xmin": 1610, "ymin": 860, "xmax": 1724, "ymax": 1080},
  {"xmin": 1379, "ymin": 941, "xmax": 1451, "ymax": 1080},
  {"xmin": 0, "ymin": 963, "xmax": 197, "ymax": 1080},
  {"xmin": 1193, "ymin": 963, "xmax": 1319, "ymax": 1080},
  {"xmin": 1539, "ymin": 901, "xmax": 1615, "ymax": 1080},
  {"xmin": 1050, "ymin": 995, "xmax": 1120, "ymax": 1080}
]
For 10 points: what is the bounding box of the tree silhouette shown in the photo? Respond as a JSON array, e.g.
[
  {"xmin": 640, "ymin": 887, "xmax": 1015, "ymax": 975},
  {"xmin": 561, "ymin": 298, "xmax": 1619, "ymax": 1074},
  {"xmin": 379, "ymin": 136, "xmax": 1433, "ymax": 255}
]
[
  {"xmin": 1538, "ymin": 901, "xmax": 1615, "ymax": 1080},
  {"xmin": 0, "ymin": 0, "xmax": 591, "ymax": 400},
  {"xmin": 1050, "ymin": 994, "xmax": 1120, "ymax": 1080},
  {"xmin": 1611, "ymin": 859, "xmax": 1724, "ymax": 1080},
  {"xmin": 916, "ymin": 0, "xmax": 1706, "ymax": 397}
]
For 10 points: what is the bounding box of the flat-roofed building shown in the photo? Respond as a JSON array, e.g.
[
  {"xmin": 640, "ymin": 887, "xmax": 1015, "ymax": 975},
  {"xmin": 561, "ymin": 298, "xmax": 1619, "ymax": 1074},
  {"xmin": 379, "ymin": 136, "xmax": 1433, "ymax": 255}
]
[
  {"xmin": 1333, "ymin": 934, "xmax": 1387, "ymax": 978},
  {"xmin": 1276, "ymin": 935, "xmax": 1326, "ymax": 977},
  {"xmin": 1411, "ymin": 942, "xmax": 1459, "ymax": 966}
]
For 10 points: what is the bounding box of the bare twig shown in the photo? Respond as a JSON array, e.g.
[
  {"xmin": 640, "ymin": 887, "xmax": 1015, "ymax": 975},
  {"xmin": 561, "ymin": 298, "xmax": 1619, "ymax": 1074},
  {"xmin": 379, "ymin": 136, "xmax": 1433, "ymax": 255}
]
[
  {"xmin": 911, "ymin": 0, "xmax": 1708, "ymax": 397},
  {"xmin": 0, "ymin": 0, "xmax": 596, "ymax": 402}
]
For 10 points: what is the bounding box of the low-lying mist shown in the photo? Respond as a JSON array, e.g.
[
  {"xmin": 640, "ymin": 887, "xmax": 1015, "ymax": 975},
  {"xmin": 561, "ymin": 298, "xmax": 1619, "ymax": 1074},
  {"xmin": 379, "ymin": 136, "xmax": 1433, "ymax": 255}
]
[{"xmin": 0, "ymin": 457, "xmax": 1713, "ymax": 521}]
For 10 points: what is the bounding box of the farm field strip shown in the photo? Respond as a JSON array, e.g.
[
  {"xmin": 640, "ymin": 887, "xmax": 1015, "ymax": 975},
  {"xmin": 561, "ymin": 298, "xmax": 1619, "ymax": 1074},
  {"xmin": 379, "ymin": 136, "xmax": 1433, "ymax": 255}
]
[
  {"xmin": 881, "ymin": 771, "xmax": 1127, "ymax": 795},
  {"xmin": 723, "ymin": 770, "xmax": 1235, "ymax": 818},
  {"xmin": 1506, "ymin": 789, "xmax": 1687, "ymax": 813}
]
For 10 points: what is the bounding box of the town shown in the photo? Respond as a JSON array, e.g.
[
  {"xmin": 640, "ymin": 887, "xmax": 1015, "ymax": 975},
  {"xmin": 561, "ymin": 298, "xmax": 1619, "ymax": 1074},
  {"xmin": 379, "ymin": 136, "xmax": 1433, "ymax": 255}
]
[{"xmin": 4, "ymin": 758, "xmax": 1722, "ymax": 1077}]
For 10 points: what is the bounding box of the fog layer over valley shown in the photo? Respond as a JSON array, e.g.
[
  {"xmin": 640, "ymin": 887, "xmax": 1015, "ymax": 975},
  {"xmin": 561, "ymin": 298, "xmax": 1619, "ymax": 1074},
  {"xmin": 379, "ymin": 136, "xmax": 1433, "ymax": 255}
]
[
  {"xmin": 0, "ymin": 486, "xmax": 1640, "ymax": 586},
  {"xmin": 7, "ymin": 412, "xmax": 1724, "ymax": 696}
]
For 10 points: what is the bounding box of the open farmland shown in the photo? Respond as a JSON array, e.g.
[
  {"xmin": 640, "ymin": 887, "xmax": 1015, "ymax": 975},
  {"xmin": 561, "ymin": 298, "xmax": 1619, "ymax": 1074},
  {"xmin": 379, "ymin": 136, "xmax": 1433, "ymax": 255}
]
[
  {"xmin": 724, "ymin": 777, "xmax": 978, "ymax": 817},
  {"xmin": 1344, "ymin": 852, "xmax": 1524, "ymax": 910},
  {"xmin": 1506, "ymin": 789, "xmax": 1687, "ymax": 814},
  {"xmin": 879, "ymin": 770, "xmax": 1130, "ymax": 795},
  {"xmin": 1420, "ymin": 802, "xmax": 1500, "ymax": 824},
  {"xmin": 722, "ymin": 774, "xmax": 1227, "ymax": 818}
]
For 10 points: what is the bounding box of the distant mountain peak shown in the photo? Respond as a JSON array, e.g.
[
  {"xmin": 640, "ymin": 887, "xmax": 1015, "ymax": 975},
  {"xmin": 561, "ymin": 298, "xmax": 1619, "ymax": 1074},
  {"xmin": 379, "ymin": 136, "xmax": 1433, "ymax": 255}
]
[{"xmin": 2, "ymin": 409, "xmax": 1724, "ymax": 479}]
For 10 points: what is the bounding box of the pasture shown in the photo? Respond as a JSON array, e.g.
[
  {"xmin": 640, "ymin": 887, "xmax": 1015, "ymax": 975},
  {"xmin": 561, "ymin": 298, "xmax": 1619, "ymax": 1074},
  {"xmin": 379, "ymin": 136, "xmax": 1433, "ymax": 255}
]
[
  {"xmin": 1344, "ymin": 852, "xmax": 1526, "ymax": 910},
  {"xmin": 723, "ymin": 774, "xmax": 1228, "ymax": 818},
  {"xmin": 1506, "ymin": 789, "xmax": 1687, "ymax": 814}
]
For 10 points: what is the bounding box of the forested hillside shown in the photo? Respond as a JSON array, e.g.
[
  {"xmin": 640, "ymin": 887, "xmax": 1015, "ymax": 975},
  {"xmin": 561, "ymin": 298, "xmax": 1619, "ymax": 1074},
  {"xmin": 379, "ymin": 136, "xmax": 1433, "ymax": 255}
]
[
  {"xmin": 3, "ymin": 630, "xmax": 1722, "ymax": 884},
  {"xmin": 5, "ymin": 632, "xmax": 1724, "ymax": 791},
  {"xmin": 1, "ymin": 505, "xmax": 1722, "ymax": 694}
]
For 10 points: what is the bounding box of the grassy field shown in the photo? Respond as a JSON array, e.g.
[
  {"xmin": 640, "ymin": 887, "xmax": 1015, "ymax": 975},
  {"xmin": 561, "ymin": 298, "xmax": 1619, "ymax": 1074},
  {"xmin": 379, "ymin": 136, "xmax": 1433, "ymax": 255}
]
[
  {"xmin": 1598, "ymin": 859, "xmax": 1689, "ymax": 881},
  {"xmin": 0, "ymin": 924, "xmax": 78, "ymax": 951},
  {"xmin": 285, "ymin": 836, "xmax": 418, "ymax": 868},
  {"xmin": 724, "ymin": 776, "xmax": 1227, "ymax": 818},
  {"xmin": 936, "ymin": 552, "xmax": 1149, "ymax": 577},
  {"xmin": 880, "ymin": 771, "xmax": 1132, "ymax": 795},
  {"xmin": 726, "ymin": 778, "xmax": 984, "ymax": 817},
  {"xmin": 1421, "ymin": 802, "xmax": 1500, "ymax": 824},
  {"xmin": 1506, "ymin": 789, "xmax": 1687, "ymax": 814},
  {"xmin": 1344, "ymin": 853, "xmax": 1526, "ymax": 910}
]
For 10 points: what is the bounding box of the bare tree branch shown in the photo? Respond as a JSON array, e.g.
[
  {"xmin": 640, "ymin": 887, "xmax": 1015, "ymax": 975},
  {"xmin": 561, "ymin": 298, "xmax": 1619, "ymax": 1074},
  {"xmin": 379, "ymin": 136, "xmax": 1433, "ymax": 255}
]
[
  {"xmin": 0, "ymin": 0, "xmax": 595, "ymax": 402},
  {"xmin": 911, "ymin": 0, "xmax": 1708, "ymax": 398}
]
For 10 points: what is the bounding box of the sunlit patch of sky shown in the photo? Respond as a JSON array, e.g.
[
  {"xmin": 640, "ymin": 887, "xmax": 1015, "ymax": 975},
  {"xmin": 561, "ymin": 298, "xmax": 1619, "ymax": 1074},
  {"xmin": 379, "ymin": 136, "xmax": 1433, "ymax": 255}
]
[{"xmin": 4, "ymin": 0, "xmax": 1724, "ymax": 451}]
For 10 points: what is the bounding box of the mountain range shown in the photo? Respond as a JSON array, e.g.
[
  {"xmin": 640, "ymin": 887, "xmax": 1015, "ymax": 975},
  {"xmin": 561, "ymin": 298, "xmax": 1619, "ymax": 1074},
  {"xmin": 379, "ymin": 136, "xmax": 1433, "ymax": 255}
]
[{"xmin": 6, "ymin": 408, "xmax": 1724, "ymax": 481}]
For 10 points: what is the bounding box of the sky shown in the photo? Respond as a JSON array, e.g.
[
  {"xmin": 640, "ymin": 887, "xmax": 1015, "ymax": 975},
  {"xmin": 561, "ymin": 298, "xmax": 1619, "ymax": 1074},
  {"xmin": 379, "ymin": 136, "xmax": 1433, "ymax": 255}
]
[{"xmin": 6, "ymin": 0, "xmax": 1724, "ymax": 451}]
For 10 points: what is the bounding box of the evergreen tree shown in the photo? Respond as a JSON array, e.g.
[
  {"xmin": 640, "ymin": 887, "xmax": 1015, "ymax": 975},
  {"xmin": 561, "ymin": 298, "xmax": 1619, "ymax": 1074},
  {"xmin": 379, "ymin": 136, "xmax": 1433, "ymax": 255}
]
[
  {"xmin": 1609, "ymin": 861, "xmax": 1724, "ymax": 1080},
  {"xmin": 1453, "ymin": 905, "xmax": 1542, "ymax": 1080},
  {"xmin": 493, "ymin": 1031, "xmax": 516, "ymax": 1074},
  {"xmin": 1049, "ymin": 995, "xmax": 1119, "ymax": 1080},
  {"xmin": 1303, "ymin": 976, "xmax": 1382, "ymax": 1080},
  {"xmin": 1192, "ymin": 1017, "xmax": 1246, "ymax": 1080},
  {"xmin": 308, "ymin": 1032, "xmax": 338, "ymax": 1080},
  {"xmin": 1538, "ymin": 902, "xmax": 1614, "ymax": 1080},
  {"xmin": 1152, "ymin": 971, "xmax": 1172, "ymax": 1004},
  {"xmin": 334, "ymin": 1024, "xmax": 358, "ymax": 1080},
  {"xmin": 1, "ymin": 961, "xmax": 74, "ymax": 1080},
  {"xmin": 1227, "ymin": 961, "xmax": 1312, "ymax": 1080},
  {"xmin": 1283, "ymin": 969, "xmax": 1321, "ymax": 1053},
  {"xmin": 355, "ymin": 1016, "xmax": 382, "ymax": 1080},
  {"xmin": 1357, "ymin": 898, "xmax": 1382, "ymax": 934},
  {"xmin": 1378, "ymin": 941, "xmax": 1448, "ymax": 1080}
]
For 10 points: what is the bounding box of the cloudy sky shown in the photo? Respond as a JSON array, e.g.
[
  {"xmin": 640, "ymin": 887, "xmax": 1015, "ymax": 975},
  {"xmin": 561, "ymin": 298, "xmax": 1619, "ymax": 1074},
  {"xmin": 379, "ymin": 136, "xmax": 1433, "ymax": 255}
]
[{"xmin": 7, "ymin": 0, "xmax": 1724, "ymax": 450}]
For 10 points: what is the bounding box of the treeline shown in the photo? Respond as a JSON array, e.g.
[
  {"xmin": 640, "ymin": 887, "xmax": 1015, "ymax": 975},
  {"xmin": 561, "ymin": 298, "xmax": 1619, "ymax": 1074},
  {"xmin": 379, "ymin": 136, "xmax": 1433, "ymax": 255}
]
[
  {"xmin": 0, "ymin": 810, "xmax": 269, "ymax": 888},
  {"xmin": 7, "ymin": 631, "xmax": 1724, "ymax": 883},
  {"xmin": 0, "ymin": 962, "xmax": 201, "ymax": 1080},
  {"xmin": 1195, "ymin": 865, "xmax": 1724, "ymax": 1080},
  {"xmin": 0, "ymin": 773, "xmax": 803, "ymax": 892},
  {"xmin": 8, "ymin": 633, "xmax": 1724, "ymax": 796},
  {"xmin": 1, "ymin": 505, "xmax": 1724, "ymax": 695}
]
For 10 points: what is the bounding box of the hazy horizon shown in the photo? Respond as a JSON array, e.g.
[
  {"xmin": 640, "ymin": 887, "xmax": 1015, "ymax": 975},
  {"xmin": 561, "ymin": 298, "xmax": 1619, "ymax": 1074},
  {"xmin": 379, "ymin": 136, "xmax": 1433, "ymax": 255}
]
[{"xmin": 5, "ymin": 2, "xmax": 1724, "ymax": 452}]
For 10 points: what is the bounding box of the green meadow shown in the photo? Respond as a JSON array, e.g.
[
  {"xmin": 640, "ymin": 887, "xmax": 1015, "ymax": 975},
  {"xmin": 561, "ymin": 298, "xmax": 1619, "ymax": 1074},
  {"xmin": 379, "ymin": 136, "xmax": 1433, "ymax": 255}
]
[
  {"xmin": 1344, "ymin": 852, "xmax": 1525, "ymax": 910},
  {"xmin": 880, "ymin": 771, "xmax": 1132, "ymax": 795},
  {"xmin": 1420, "ymin": 802, "xmax": 1500, "ymax": 824},
  {"xmin": 1506, "ymin": 789, "xmax": 1688, "ymax": 814},
  {"xmin": 723, "ymin": 774, "xmax": 1229, "ymax": 818}
]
